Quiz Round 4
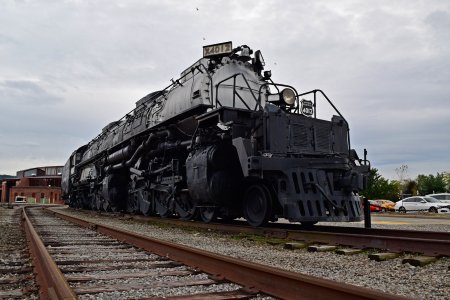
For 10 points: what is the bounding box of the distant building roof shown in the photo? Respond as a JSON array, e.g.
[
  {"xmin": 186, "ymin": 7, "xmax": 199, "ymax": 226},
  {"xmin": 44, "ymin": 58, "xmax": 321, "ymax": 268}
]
[{"xmin": 16, "ymin": 166, "xmax": 64, "ymax": 178}]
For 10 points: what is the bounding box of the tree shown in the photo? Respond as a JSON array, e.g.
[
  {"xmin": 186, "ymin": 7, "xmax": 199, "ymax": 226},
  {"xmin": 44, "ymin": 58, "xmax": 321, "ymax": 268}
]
[
  {"xmin": 402, "ymin": 180, "xmax": 418, "ymax": 197},
  {"xmin": 362, "ymin": 168, "xmax": 401, "ymax": 201},
  {"xmin": 443, "ymin": 172, "xmax": 450, "ymax": 191},
  {"xmin": 395, "ymin": 165, "xmax": 409, "ymax": 182},
  {"xmin": 395, "ymin": 164, "xmax": 411, "ymax": 197},
  {"xmin": 417, "ymin": 173, "xmax": 447, "ymax": 195}
]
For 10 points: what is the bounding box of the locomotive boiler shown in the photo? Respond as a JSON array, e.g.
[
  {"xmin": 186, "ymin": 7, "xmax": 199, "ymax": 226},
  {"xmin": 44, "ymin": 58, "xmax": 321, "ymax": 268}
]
[{"xmin": 62, "ymin": 42, "xmax": 369, "ymax": 226}]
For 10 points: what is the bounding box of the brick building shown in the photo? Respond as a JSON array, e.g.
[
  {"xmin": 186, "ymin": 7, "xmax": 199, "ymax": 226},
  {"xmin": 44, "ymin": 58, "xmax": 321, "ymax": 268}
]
[{"xmin": 0, "ymin": 166, "xmax": 64, "ymax": 204}]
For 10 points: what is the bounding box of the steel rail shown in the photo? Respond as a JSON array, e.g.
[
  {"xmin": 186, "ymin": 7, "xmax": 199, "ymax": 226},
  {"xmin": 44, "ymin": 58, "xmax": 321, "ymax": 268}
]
[
  {"xmin": 47, "ymin": 208, "xmax": 408, "ymax": 300},
  {"xmin": 294, "ymin": 225, "xmax": 450, "ymax": 241},
  {"xmin": 22, "ymin": 207, "xmax": 77, "ymax": 300},
  {"xmin": 127, "ymin": 215, "xmax": 450, "ymax": 256},
  {"xmin": 284, "ymin": 231, "xmax": 449, "ymax": 256}
]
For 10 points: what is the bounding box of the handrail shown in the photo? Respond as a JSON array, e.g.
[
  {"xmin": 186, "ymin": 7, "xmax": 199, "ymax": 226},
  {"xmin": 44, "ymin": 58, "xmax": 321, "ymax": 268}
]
[
  {"xmin": 297, "ymin": 89, "xmax": 348, "ymax": 126},
  {"xmin": 297, "ymin": 89, "xmax": 351, "ymax": 154},
  {"xmin": 214, "ymin": 77, "xmax": 352, "ymax": 154},
  {"xmin": 258, "ymin": 82, "xmax": 300, "ymax": 113},
  {"xmin": 215, "ymin": 73, "xmax": 262, "ymax": 110},
  {"xmin": 196, "ymin": 63, "xmax": 214, "ymax": 105}
]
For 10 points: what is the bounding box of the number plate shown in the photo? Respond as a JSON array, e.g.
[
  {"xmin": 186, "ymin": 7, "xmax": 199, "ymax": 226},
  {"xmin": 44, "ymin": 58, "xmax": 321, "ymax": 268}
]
[
  {"xmin": 203, "ymin": 41, "xmax": 232, "ymax": 58},
  {"xmin": 301, "ymin": 99, "xmax": 314, "ymax": 116}
]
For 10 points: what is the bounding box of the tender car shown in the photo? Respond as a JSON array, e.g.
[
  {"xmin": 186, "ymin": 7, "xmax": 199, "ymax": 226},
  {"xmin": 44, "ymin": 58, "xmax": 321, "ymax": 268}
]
[
  {"xmin": 368, "ymin": 200, "xmax": 383, "ymax": 212},
  {"xmin": 426, "ymin": 193, "xmax": 450, "ymax": 204},
  {"xmin": 372, "ymin": 199, "xmax": 395, "ymax": 212},
  {"xmin": 394, "ymin": 196, "xmax": 450, "ymax": 213}
]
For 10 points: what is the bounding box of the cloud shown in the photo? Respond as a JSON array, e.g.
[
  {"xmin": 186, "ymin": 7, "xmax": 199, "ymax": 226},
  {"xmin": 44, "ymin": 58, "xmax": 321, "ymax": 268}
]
[
  {"xmin": 0, "ymin": 0, "xmax": 449, "ymax": 181},
  {"xmin": 0, "ymin": 80, "xmax": 62, "ymax": 106},
  {"xmin": 426, "ymin": 9, "xmax": 450, "ymax": 41}
]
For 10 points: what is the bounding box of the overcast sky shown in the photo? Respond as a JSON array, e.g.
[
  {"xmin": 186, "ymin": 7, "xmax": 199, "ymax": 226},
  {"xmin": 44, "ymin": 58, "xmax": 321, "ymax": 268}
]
[{"xmin": 1, "ymin": 0, "xmax": 449, "ymax": 180}]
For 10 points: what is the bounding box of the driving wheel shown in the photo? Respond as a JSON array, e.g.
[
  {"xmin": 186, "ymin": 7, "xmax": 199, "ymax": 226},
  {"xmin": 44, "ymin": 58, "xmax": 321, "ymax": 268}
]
[
  {"xmin": 155, "ymin": 191, "xmax": 171, "ymax": 218},
  {"xmin": 199, "ymin": 207, "xmax": 217, "ymax": 223},
  {"xmin": 243, "ymin": 183, "xmax": 272, "ymax": 227},
  {"xmin": 139, "ymin": 190, "xmax": 152, "ymax": 216},
  {"xmin": 175, "ymin": 194, "xmax": 198, "ymax": 220}
]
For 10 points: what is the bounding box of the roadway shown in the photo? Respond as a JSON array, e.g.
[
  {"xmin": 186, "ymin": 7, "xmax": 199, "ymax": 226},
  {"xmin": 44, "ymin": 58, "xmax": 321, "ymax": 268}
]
[{"xmin": 369, "ymin": 213, "xmax": 450, "ymax": 225}]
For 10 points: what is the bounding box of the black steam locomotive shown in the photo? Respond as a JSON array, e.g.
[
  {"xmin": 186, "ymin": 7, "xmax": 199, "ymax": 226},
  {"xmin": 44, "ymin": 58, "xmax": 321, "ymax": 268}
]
[{"xmin": 62, "ymin": 42, "xmax": 369, "ymax": 226}]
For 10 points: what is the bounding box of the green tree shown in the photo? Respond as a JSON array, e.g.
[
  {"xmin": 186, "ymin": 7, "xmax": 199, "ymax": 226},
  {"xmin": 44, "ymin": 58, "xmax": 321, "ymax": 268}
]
[
  {"xmin": 362, "ymin": 168, "xmax": 401, "ymax": 201},
  {"xmin": 417, "ymin": 173, "xmax": 447, "ymax": 195}
]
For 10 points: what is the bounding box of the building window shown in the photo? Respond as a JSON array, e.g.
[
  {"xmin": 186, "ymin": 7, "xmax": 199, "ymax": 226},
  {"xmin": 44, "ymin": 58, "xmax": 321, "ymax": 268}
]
[
  {"xmin": 46, "ymin": 168, "xmax": 57, "ymax": 176},
  {"xmin": 24, "ymin": 169, "xmax": 38, "ymax": 177}
]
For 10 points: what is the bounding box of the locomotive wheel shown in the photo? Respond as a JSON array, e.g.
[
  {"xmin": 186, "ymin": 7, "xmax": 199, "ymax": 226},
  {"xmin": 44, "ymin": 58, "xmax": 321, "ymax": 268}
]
[
  {"xmin": 126, "ymin": 193, "xmax": 138, "ymax": 214},
  {"xmin": 102, "ymin": 200, "xmax": 111, "ymax": 212},
  {"xmin": 89, "ymin": 195, "xmax": 97, "ymax": 211},
  {"xmin": 71, "ymin": 193, "xmax": 82, "ymax": 209},
  {"xmin": 139, "ymin": 191, "xmax": 152, "ymax": 216},
  {"xmin": 79, "ymin": 193, "xmax": 87, "ymax": 209},
  {"xmin": 126, "ymin": 180, "xmax": 138, "ymax": 214},
  {"xmin": 81, "ymin": 193, "xmax": 91, "ymax": 209},
  {"xmin": 199, "ymin": 207, "xmax": 217, "ymax": 223},
  {"xmin": 95, "ymin": 196, "xmax": 103, "ymax": 211},
  {"xmin": 175, "ymin": 194, "xmax": 198, "ymax": 220},
  {"xmin": 110, "ymin": 204, "xmax": 120, "ymax": 212},
  {"xmin": 140, "ymin": 199, "xmax": 152, "ymax": 216},
  {"xmin": 243, "ymin": 183, "xmax": 272, "ymax": 227},
  {"xmin": 155, "ymin": 191, "xmax": 171, "ymax": 218}
]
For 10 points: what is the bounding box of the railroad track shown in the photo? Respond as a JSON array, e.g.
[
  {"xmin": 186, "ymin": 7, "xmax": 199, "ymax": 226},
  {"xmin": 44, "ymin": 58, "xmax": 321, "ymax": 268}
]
[
  {"xmin": 115, "ymin": 214, "xmax": 450, "ymax": 257},
  {"xmin": 21, "ymin": 206, "xmax": 406, "ymax": 299},
  {"xmin": 25, "ymin": 207, "xmax": 249, "ymax": 299},
  {"xmin": 0, "ymin": 206, "xmax": 38, "ymax": 299}
]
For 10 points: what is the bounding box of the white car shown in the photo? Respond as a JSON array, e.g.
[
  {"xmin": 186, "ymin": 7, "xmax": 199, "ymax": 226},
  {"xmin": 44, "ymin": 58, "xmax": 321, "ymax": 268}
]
[
  {"xmin": 426, "ymin": 193, "xmax": 450, "ymax": 204},
  {"xmin": 395, "ymin": 196, "xmax": 450, "ymax": 213}
]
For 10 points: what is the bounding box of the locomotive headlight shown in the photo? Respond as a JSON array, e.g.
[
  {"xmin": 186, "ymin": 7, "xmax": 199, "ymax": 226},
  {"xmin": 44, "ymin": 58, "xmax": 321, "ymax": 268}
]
[{"xmin": 281, "ymin": 88, "xmax": 296, "ymax": 106}]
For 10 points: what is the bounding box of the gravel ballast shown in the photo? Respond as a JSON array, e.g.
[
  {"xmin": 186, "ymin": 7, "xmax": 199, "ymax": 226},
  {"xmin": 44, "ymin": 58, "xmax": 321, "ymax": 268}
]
[
  {"xmin": 54, "ymin": 207, "xmax": 449, "ymax": 299},
  {"xmin": 0, "ymin": 206, "xmax": 39, "ymax": 299},
  {"xmin": 26, "ymin": 207, "xmax": 249, "ymax": 299}
]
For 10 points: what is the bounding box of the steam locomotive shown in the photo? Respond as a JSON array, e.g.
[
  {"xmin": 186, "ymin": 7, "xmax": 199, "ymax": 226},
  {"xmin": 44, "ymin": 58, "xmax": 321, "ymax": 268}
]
[{"xmin": 62, "ymin": 42, "xmax": 369, "ymax": 226}]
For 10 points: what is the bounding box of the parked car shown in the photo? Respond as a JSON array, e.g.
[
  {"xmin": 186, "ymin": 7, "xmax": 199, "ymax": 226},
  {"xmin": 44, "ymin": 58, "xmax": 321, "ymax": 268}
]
[
  {"xmin": 372, "ymin": 199, "xmax": 395, "ymax": 212},
  {"xmin": 426, "ymin": 193, "xmax": 450, "ymax": 204},
  {"xmin": 394, "ymin": 196, "xmax": 450, "ymax": 213},
  {"xmin": 14, "ymin": 196, "xmax": 27, "ymax": 203},
  {"xmin": 368, "ymin": 200, "xmax": 383, "ymax": 212}
]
